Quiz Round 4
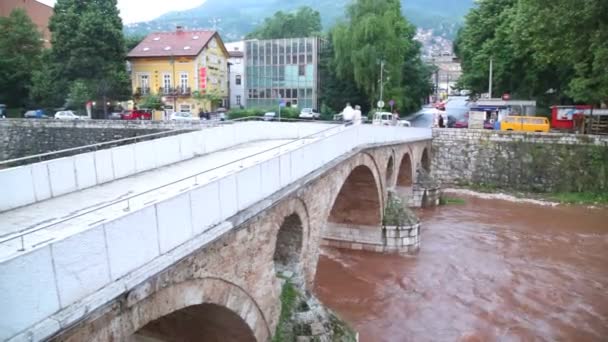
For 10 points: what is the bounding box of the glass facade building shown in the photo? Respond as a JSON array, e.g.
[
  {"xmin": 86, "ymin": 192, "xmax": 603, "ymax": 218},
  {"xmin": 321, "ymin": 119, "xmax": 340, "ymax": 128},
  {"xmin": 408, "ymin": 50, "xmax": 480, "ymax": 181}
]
[{"xmin": 244, "ymin": 37, "xmax": 320, "ymax": 110}]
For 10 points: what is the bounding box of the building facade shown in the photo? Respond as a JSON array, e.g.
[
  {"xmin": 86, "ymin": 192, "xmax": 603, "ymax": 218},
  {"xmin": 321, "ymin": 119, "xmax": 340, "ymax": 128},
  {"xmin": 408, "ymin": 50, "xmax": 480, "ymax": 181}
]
[
  {"xmin": 0, "ymin": 0, "xmax": 52, "ymax": 46},
  {"xmin": 244, "ymin": 37, "xmax": 320, "ymax": 110},
  {"xmin": 225, "ymin": 41, "xmax": 245, "ymax": 109},
  {"xmin": 127, "ymin": 28, "xmax": 229, "ymax": 114}
]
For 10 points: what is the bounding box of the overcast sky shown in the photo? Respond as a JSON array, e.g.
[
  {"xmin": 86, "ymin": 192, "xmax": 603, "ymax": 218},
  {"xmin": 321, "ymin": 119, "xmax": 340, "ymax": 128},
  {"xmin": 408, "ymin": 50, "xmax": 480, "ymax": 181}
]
[{"xmin": 38, "ymin": 0, "xmax": 206, "ymax": 24}]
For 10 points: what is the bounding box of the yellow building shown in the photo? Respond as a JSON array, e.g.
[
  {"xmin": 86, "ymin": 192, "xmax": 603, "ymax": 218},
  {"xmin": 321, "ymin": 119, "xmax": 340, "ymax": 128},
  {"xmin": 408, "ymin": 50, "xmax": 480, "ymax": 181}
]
[{"xmin": 127, "ymin": 28, "xmax": 229, "ymax": 114}]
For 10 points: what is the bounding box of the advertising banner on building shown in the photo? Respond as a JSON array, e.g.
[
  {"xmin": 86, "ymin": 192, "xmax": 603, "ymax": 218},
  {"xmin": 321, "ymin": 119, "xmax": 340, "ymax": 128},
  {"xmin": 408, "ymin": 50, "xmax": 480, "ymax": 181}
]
[{"xmin": 199, "ymin": 67, "xmax": 207, "ymax": 90}]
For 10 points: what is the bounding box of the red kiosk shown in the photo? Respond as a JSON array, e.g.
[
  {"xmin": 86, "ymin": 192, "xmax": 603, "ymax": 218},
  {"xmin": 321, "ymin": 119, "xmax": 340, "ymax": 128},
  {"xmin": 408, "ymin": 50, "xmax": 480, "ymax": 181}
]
[{"xmin": 550, "ymin": 105, "xmax": 592, "ymax": 130}]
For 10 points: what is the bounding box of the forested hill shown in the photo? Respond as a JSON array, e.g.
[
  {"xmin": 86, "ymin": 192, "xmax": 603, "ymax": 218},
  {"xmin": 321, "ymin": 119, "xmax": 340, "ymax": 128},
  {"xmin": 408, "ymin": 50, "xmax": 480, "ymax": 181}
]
[{"xmin": 124, "ymin": 0, "xmax": 474, "ymax": 41}]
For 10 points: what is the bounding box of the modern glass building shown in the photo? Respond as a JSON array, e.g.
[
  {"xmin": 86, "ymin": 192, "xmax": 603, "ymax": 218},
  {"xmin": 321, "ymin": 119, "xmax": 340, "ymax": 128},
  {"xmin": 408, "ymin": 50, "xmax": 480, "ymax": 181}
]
[{"xmin": 244, "ymin": 37, "xmax": 320, "ymax": 110}]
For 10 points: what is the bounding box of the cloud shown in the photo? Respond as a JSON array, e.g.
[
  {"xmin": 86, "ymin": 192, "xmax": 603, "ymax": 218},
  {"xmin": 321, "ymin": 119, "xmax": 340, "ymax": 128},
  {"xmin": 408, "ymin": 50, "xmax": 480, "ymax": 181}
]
[{"xmin": 37, "ymin": 0, "xmax": 206, "ymax": 24}]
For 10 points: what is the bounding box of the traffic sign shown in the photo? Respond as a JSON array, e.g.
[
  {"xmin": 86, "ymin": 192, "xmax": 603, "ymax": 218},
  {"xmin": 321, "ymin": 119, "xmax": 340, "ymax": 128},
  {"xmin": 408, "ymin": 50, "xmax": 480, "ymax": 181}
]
[
  {"xmin": 377, "ymin": 100, "xmax": 385, "ymax": 108},
  {"xmin": 389, "ymin": 99, "xmax": 395, "ymax": 107}
]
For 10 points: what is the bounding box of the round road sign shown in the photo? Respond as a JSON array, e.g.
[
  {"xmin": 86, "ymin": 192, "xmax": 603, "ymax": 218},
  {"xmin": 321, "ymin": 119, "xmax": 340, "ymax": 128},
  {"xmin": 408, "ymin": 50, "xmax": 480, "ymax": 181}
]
[{"xmin": 377, "ymin": 100, "xmax": 385, "ymax": 108}]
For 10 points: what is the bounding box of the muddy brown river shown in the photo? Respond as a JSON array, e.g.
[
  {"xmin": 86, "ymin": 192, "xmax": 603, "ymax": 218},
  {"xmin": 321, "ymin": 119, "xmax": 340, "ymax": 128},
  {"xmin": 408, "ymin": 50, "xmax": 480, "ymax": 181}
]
[{"xmin": 314, "ymin": 195, "xmax": 608, "ymax": 341}]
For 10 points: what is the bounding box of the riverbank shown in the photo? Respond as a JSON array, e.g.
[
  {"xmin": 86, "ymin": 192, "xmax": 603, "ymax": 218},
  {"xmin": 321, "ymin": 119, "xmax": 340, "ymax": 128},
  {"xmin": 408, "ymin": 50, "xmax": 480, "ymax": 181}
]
[{"xmin": 442, "ymin": 186, "xmax": 608, "ymax": 207}]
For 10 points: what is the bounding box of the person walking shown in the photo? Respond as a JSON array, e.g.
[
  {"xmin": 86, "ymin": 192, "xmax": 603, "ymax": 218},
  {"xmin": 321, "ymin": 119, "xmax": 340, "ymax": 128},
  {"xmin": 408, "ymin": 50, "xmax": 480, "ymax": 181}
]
[
  {"xmin": 353, "ymin": 105, "xmax": 362, "ymax": 125},
  {"xmin": 342, "ymin": 103, "xmax": 354, "ymax": 125}
]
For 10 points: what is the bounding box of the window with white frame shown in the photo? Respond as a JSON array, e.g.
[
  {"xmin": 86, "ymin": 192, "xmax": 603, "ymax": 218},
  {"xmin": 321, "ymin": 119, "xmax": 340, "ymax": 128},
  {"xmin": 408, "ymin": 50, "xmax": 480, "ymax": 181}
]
[
  {"xmin": 163, "ymin": 74, "xmax": 171, "ymax": 92},
  {"xmin": 180, "ymin": 73, "xmax": 188, "ymax": 92},
  {"xmin": 236, "ymin": 95, "xmax": 241, "ymax": 105},
  {"xmin": 235, "ymin": 75, "xmax": 241, "ymax": 85},
  {"xmin": 139, "ymin": 74, "xmax": 149, "ymax": 92}
]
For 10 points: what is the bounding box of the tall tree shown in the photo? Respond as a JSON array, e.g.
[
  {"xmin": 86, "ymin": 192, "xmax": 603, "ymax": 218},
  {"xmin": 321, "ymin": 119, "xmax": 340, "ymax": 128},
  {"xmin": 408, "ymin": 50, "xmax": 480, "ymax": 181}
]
[
  {"xmin": 333, "ymin": 0, "xmax": 430, "ymax": 113},
  {"xmin": 246, "ymin": 7, "xmax": 322, "ymax": 39},
  {"xmin": 456, "ymin": 0, "xmax": 608, "ymax": 106},
  {"xmin": 0, "ymin": 9, "xmax": 44, "ymax": 107},
  {"xmin": 319, "ymin": 31, "xmax": 369, "ymax": 115},
  {"xmin": 49, "ymin": 0, "xmax": 130, "ymax": 116}
]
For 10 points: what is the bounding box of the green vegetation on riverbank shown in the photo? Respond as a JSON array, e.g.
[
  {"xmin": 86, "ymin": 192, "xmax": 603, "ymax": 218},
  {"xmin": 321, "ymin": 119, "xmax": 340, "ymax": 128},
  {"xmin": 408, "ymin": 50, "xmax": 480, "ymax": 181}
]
[
  {"xmin": 273, "ymin": 277, "xmax": 357, "ymax": 341},
  {"xmin": 273, "ymin": 279, "xmax": 298, "ymax": 342},
  {"xmin": 547, "ymin": 192, "xmax": 608, "ymax": 205}
]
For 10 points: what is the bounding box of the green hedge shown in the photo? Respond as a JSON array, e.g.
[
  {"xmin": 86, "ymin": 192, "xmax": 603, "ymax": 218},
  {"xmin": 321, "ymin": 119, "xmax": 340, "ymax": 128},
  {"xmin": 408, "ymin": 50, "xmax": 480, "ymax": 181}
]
[{"xmin": 228, "ymin": 107, "xmax": 302, "ymax": 120}]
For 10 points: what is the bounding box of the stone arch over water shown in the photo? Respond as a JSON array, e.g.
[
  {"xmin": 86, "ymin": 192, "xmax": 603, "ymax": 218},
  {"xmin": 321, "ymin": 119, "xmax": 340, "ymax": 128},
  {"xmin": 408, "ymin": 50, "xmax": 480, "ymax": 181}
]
[
  {"xmin": 133, "ymin": 303, "xmax": 256, "ymax": 342},
  {"xmin": 420, "ymin": 147, "xmax": 431, "ymax": 173},
  {"xmin": 274, "ymin": 213, "xmax": 304, "ymax": 276},
  {"xmin": 128, "ymin": 278, "xmax": 270, "ymax": 342},
  {"xmin": 386, "ymin": 156, "xmax": 395, "ymax": 187},
  {"xmin": 397, "ymin": 153, "xmax": 413, "ymax": 187},
  {"xmin": 327, "ymin": 165, "xmax": 382, "ymax": 227}
]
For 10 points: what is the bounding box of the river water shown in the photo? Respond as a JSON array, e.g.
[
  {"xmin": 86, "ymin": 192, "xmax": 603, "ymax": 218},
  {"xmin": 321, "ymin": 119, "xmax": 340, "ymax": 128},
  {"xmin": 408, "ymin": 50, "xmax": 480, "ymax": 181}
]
[{"xmin": 314, "ymin": 195, "xmax": 608, "ymax": 341}]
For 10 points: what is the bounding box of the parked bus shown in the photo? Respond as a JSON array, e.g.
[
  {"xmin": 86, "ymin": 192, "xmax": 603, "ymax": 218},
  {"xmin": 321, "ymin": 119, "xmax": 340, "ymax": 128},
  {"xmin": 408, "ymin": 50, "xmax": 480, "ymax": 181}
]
[{"xmin": 500, "ymin": 116, "xmax": 550, "ymax": 133}]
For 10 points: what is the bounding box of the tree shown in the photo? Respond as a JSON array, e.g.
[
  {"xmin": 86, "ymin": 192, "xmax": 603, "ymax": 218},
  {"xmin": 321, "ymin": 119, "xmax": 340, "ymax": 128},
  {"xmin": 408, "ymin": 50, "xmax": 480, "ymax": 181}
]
[
  {"xmin": 319, "ymin": 31, "xmax": 368, "ymax": 114},
  {"xmin": 66, "ymin": 80, "xmax": 92, "ymax": 111},
  {"xmin": 246, "ymin": 7, "xmax": 322, "ymax": 39},
  {"xmin": 124, "ymin": 34, "xmax": 145, "ymax": 52},
  {"xmin": 332, "ymin": 0, "xmax": 431, "ymax": 113},
  {"xmin": 456, "ymin": 0, "xmax": 608, "ymax": 107},
  {"xmin": 0, "ymin": 9, "xmax": 44, "ymax": 107},
  {"xmin": 139, "ymin": 94, "xmax": 163, "ymax": 110},
  {"xmin": 49, "ymin": 0, "xmax": 130, "ymax": 117},
  {"xmin": 193, "ymin": 90, "xmax": 222, "ymax": 112},
  {"xmin": 29, "ymin": 50, "xmax": 66, "ymax": 109}
]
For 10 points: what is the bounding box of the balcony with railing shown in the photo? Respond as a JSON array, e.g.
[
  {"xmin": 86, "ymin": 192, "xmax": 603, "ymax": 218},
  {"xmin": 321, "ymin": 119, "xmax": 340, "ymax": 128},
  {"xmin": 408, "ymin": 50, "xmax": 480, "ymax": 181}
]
[
  {"xmin": 158, "ymin": 87, "xmax": 177, "ymax": 96},
  {"xmin": 178, "ymin": 87, "xmax": 191, "ymax": 96},
  {"xmin": 134, "ymin": 87, "xmax": 151, "ymax": 97}
]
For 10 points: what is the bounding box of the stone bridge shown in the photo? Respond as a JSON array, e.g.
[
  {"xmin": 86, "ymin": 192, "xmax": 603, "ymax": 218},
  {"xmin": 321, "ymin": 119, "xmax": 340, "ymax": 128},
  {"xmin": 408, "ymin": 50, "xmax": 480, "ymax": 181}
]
[{"xmin": 0, "ymin": 122, "xmax": 432, "ymax": 341}]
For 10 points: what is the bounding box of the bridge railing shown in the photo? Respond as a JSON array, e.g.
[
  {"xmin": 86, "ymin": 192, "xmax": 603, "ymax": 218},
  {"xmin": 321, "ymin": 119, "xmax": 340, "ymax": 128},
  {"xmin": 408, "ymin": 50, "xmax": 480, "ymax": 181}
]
[{"xmin": 0, "ymin": 123, "xmax": 348, "ymax": 254}]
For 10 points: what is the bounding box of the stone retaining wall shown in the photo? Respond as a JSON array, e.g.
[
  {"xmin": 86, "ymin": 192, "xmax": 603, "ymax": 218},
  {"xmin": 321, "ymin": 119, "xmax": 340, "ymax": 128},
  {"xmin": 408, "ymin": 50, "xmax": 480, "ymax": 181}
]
[
  {"xmin": 0, "ymin": 119, "xmax": 208, "ymax": 162},
  {"xmin": 432, "ymin": 129, "xmax": 608, "ymax": 193}
]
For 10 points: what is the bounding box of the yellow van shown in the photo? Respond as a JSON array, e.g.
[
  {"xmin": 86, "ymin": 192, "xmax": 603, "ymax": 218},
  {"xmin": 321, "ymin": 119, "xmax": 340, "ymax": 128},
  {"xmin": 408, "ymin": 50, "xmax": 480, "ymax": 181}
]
[{"xmin": 500, "ymin": 116, "xmax": 550, "ymax": 133}]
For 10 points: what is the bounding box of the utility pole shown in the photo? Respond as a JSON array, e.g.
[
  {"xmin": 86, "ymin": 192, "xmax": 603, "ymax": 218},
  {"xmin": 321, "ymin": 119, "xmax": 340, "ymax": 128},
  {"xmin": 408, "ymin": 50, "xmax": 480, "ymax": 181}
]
[
  {"xmin": 379, "ymin": 60, "xmax": 385, "ymax": 103},
  {"xmin": 488, "ymin": 57, "xmax": 493, "ymax": 99},
  {"xmin": 171, "ymin": 54, "xmax": 177, "ymax": 112}
]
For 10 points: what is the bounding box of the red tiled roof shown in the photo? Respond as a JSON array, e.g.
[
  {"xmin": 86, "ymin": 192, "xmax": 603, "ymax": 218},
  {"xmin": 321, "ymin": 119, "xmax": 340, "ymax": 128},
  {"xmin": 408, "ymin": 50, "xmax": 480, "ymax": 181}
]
[{"xmin": 127, "ymin": 30, "xmax": 216, "ymax": 58}]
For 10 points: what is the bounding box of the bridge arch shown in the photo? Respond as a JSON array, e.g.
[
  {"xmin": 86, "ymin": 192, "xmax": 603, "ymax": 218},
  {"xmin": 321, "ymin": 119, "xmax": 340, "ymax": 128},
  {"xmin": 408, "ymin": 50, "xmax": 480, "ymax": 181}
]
[
  {"xmin": 129, "ymin": 278, "xmax": 270, "ymax": 342},
  {"xmin": 327, "ymin": 164, "xmax": 382, "ymax": 227},
  {"xmin": 420, "ymin": 147, "xmax": 431, "ymax": 173},
  {"xmin": 274, "ymin": 213, "xmax": 304, "ymax": 276},
  {"xmin": 386, "ymin": 155, "xmax": 395, "ymax": 188},
  {"xmin": 397, "ymin": 153, "xmax": 414, "ymax": 188}
]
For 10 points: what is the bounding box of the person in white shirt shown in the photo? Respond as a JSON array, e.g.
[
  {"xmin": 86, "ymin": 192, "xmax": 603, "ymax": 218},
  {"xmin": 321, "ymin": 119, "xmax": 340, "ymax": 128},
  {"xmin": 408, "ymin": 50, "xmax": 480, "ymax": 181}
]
[
  {"xmin": 353, "ymin": 105, "xmax": 362, "ymax": 125},
  {"xmin": 342, "ymin": 103, "xmax": 354, "ymax": 124}
]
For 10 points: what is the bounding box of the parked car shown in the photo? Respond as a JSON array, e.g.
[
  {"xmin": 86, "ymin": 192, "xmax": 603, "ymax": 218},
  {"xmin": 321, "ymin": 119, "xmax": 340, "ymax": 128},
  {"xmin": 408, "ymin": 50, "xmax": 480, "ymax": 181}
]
[
  {"xmin": 169, "ymin": 112, "xmax": 197, "ymax": 121},
  {"xmin": 54, "ymin": 110, "xmax": 81, "ymax": 120},
  {"xmin": 24, "ymin": 109, "xmax": 48, "ymax": 119},
  {"xmin": 122, "ymin": 109, "xmax": 152, "ymax": 120},
  {"xmin": 0, "ymin": 104, "xmax": 6, "ymax": 118},
  {"xmin": 453, "ymin": 120, "xmax": 468, "ymax": 128},
  {"xmin": 372, "ymin": 112, "xmax": 410, "ymax": 127},
  {"xmin": 263, "ymin": 112, "xmax": 276, "ymax": 121},
  {"xmin": 108, "ymin": 112, "xmax": 123, "ymax": 120},
  {"xmin": 483, "ymin": 120, "xmax": 495, "ymax": 130},
  {"xmin": 299, "ymin": 108, "xmax": 320, "ymax": 119}
]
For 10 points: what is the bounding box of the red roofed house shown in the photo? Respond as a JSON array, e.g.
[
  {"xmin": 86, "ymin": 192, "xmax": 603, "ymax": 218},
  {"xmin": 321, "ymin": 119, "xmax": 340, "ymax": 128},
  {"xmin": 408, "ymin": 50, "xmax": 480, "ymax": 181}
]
[{"xmin": 127, "ymin": 27, "xmax": 229, "ymax": 114}]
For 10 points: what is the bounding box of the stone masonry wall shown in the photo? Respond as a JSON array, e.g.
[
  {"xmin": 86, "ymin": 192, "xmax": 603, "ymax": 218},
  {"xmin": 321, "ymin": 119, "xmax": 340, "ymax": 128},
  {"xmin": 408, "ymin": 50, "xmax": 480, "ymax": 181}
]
[
  {"xmin": 432, "ymin": 129, "xmax": 608, "ymax": 193},
  {"xmin": 0, "ymin": 119, "xmax": 205, "ymax": 162}
]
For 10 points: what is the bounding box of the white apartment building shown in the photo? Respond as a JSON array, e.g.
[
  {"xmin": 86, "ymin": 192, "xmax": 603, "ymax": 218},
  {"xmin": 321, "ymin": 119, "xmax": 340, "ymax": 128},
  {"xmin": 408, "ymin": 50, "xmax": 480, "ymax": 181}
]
[{"xmin": 225, "ymin": 41, "xmax": 245, "ymax": 109}]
